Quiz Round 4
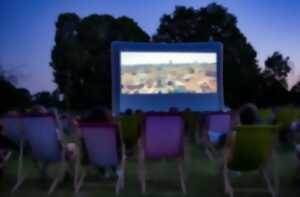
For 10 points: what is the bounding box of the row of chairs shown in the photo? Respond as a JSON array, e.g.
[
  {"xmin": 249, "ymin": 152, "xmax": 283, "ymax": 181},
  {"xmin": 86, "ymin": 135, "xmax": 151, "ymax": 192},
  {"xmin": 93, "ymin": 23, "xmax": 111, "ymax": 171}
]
[{"xmin": 1, "ymin": 112, "xmax": 278, "ymax": 196}]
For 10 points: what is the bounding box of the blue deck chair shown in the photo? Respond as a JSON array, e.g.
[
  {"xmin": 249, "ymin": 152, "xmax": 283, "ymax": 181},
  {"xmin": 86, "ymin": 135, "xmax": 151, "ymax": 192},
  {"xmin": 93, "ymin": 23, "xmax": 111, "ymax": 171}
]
[
  {"xmin": 75, "ymin": 122, "xmax": 125, "ymax": 194},
  {"xmin": 138, "ymin": 112, "xmax": 186, "ymax": 194},
  {"xmin": 202, "ymin": 112, "xmax": 233, "ymax": 160},
  {"xmin": 19, "ymin": 113, "xmax": 69, "ymax": 194}
]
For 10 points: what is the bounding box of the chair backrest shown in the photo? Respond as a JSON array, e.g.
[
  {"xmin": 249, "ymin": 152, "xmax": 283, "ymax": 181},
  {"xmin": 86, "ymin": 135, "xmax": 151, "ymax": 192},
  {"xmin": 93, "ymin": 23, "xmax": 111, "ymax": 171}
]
[
  {"xmin": 182, "ymin": 111, "xmax": 199, "ymax": 133},
  {"xmin": 229, "ymin": 125, "xmax": 276, "ymax": 171},
  {"xmin": 143, "ymin": 113, "xmax": 184, "ymax": 159},
  {"xmin": 21, "ymin": 113, "xmax": 61, "ymax": 162},
  {"xmin": 119, "ymin": 115, "xmax": 140, "ymax": 146},
  {"xmin": 276, "ymin": 107, "xmax": 300, "ymax": 129},
  {"xmin": 1, "ymin": 115, "xmax": 23, "ymax": 145},
  {"xmin": 259, "ymin": 108, "xmax": 272, "ymax": 123},
  {"xmin": 206, "ymin": 112, "xmax": 232, "ymax": 134},
  {"xmin": 79, "ymin": 122, "xmax": 121, "ymax": 167}
]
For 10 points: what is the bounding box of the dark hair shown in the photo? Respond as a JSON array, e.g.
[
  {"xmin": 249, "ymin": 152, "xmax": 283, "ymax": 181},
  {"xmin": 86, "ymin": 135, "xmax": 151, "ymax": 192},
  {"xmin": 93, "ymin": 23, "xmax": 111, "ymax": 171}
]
[
  {"xmin": 125, "ymin": 109, "xmax": 133, "ymax": 115},
  {"xmin": 82, "ymin": 107, "xmax": 108, "ymax": 122},
  {"xmin": 239, "ymin": 103, "xmax": 259, "ymax": 125}
]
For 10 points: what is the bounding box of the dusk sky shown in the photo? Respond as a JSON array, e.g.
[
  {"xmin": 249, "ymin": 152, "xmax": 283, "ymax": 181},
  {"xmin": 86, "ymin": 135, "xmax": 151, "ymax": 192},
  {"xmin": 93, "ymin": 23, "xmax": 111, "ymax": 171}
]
[{"xmin": 0, "ymin": 0, "xmax": 299, "ymax": 93}]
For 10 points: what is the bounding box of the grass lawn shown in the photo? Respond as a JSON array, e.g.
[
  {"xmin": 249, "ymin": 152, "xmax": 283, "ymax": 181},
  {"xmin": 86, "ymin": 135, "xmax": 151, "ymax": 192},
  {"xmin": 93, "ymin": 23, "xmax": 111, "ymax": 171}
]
[{"xmin": 0, "ymin": 145, "xmax": 299, "ymax": 197}]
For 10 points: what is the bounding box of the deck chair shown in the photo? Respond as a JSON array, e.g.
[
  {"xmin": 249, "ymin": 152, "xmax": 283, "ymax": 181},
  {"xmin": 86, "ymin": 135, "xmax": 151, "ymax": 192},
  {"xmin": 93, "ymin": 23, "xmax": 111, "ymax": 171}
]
[
  {"xmin": 75, "ymin": 122, "xmax": 125, "ymax": 194},
  {"xmin": 138, "ymin": 112, "xmax": 186, "ymax": 194},
  {"xmin": 182, "ymin": 110, "xmax": 200, "ymax": 143},
  {"xmin": 259, "ymin": 108, "xmax": 273, "ymax": 124},
  {"xmin": 119, "ymin": 114, "xmax": 141, "ymax": 150},
  {"xmin": 16, "ymin": 113, "xmax": 68, "ymax": 194},
  {"xmin": 223, "ymin": 125, "xmax": 278, "ymax": 197},
  {"xmin": 1, "ymin": 115, "xmax": 25, "ymax": 189},
  {"xmin": 202, "ymin": 112, "xmax": 233, "ymax": 160}
]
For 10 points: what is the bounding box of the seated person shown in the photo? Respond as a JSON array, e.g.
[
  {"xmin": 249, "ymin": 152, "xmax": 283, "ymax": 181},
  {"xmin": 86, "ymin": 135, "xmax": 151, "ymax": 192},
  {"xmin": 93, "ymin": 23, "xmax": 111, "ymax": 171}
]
[
  {"xmin": 71, "ymin": 107, "xmax": 122, "ymax": 178},
  {"xmin": 225, "ymin": 103, "xmax": 260, "ymax": 164},
  {"xmin": 28, "ymin": 105, "xmax": 76, "ymax": 180}
]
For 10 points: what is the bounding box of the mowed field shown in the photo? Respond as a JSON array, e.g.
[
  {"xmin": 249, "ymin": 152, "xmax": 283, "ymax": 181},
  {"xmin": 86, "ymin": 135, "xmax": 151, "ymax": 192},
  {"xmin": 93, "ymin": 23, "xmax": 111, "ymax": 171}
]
[{"xmin": 0, "ymin": 145, "xmax": 299, "ymax": 197}]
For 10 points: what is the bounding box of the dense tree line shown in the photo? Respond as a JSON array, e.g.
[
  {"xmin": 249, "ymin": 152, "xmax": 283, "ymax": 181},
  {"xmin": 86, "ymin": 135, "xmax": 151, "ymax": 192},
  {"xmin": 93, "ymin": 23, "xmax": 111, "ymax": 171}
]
[
  {"xmin": 4, "ymin": 3, "xmax": 298, "ymax": 112},
  {"xmin": 49, "ymin": 3, "xmax": 298, "ymax": 110}
]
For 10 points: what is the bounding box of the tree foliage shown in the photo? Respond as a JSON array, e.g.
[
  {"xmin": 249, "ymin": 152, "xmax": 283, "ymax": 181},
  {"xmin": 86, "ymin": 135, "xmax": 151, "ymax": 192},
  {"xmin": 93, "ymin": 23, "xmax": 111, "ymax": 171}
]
[
  {"xmin": 153, "ymin": 3, "xmax": 261, "ymax": 107},
  {"xmin": 51, "ymin": 13, "xmax": 149, "ymax": 110},
  {"xmin": 0, "ymin": 79, "xmax": 32, "ymax": 114},
  {"xmin": 33, "ymin": 91, "xmax": 60, "ymax": 108}
]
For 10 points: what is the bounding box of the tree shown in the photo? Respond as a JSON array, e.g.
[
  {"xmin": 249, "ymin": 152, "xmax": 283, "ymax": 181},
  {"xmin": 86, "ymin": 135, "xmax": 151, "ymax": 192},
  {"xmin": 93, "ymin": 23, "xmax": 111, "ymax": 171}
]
[
  {"xmin": 51, "ymin": 13, "xmax": 149, "ymax": 110},
  {"xmin": 257, "ymin": 52, "xmax": 292, "ymax": 107},
  {"xmin": 153, "ymin": 3, "xmax": 261, "ymax": 107},
  {"xmin": 290, "ymin": 81, "xmax": 300, "ymax": 106},
  {"xmin": 263, "ymin": 52, "xmax": 291, "ymax": 88},
  {"xmin": 0, "ymin": 79, "xmax": 32, "ymax": 114},
  {"xmin": 33, "ymin": 91, "xmax": 60, "ymax": 108}
]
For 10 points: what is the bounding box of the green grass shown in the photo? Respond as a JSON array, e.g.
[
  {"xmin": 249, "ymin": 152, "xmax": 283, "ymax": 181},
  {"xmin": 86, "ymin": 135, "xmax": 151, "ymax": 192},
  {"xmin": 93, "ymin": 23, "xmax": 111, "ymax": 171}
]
[{"xmin": 0, "ymin": 145, "xmax": 299, "ymax": 197}]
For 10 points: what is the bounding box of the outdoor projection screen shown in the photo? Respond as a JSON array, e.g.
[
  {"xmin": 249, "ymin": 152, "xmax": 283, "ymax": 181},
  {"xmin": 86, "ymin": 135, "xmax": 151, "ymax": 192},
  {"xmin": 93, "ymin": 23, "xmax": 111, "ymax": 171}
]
[{"xmin": 111, "ymin": 42, "xmax": 224, "ymax": 114}]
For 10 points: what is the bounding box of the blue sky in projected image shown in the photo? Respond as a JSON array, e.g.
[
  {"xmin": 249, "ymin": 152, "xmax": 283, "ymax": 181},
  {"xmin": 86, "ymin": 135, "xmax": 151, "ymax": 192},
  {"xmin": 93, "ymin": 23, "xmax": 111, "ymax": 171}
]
[{"xmin": 0, "ymin": 0, "xmax": 299, "ymax": 93}]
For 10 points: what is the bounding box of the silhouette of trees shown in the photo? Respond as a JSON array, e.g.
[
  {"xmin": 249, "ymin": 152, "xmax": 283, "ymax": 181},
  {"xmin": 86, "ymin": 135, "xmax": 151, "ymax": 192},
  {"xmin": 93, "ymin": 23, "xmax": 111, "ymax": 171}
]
[
  {"xmin": 49, "ymin": 5, "xmax": 297, "ymax": 110},
  {"xmin": 0, "ymin": 79, "xmax": 32, "ymax": 114},
  {"xmin": 33, "ymin": 91, "xmax": 60, "ymax": 108},
  {"xmin": 51, "ymin": 13, "xmax": 149, "ymax": 110},
  {"xmin": 153, "ymin": 3, "xmax": 261, "ymax": 108}
]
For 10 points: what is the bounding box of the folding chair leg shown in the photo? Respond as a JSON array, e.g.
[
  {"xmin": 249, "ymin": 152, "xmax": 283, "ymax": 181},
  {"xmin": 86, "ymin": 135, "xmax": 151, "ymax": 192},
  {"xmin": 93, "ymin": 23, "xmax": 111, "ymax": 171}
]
[
  {"xmin": 116, "ymin": 155, "xmax": 126, "ymax": 195},
  {"xmin": 11, "ymin": 175, "xmax": 25, "ymax": 193},
  {"xmin": 11, "ymin": 143, "xmax": 25, "ymax": 193},
  {"xmin": 115, "ymin": 173, "xmax": 124, "ymax": 195},
  {"xmin": 75, "ymin": 169, "xmax": 87, "ymax": 194},
  {"xmin": 74, "ymin": 155, "xmax": 80, "ymax": 191},
  {"xmin": 205, "ymin": 147, "xmax": 215, "ymax": 161},
  {"xmin": 138, "ymin": 140, "xmax": 146, "ymax": 194},
  {"xmin": 177, "ymin": 159, "xmax": 187, "ymax": 194},
  {"xmin": 262, "ymin": 169, "xmax": 276, "ymax": 197},
  {"xmin": 48, "ymin": 162, "xmax": 66, "ymax": 194},
  {"xmin": 3, "ymin": 151, "xmax": 12, "ymax": 163},
  {"xmin": 223, "ymin": 167, "xmax": 234, "ymax": 197},
  {"xmin": 0, "ymin": 151, "xmax": 12, "ymax": 169}
]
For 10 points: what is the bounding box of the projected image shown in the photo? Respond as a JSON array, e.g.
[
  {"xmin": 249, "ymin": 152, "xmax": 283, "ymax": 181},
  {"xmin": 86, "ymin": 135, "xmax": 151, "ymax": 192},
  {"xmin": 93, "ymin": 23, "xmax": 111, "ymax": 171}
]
[{"xmin": 121, "ymin": 52, "xmax": 217, "ymax": 94}]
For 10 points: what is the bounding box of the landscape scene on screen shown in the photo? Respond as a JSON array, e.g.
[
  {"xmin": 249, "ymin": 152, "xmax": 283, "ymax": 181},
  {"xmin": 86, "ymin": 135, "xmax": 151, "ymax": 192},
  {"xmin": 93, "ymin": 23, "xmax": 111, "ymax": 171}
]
[{"xmin": 121, "ymin": 60, "xmax": 217, "ymax": 94}]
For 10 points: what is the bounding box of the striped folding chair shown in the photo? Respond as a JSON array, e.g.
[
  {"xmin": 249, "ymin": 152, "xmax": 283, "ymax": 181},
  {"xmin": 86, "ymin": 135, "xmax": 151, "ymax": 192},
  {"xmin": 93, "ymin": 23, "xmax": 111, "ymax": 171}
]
[
  {"xmin": 202, "ymin": 111, "xmax": 233, "ymax": 160},
  {"xmin": 17, "ymin": 113, "xmax": 69, "ymax": 194},
  {"xmin": 75, "ymin": 122, "xmax": 125, "ymax": 194},
  {"xmin": 223, "ymin": 125, "xmax": 278, "ymax": 197},
  {"xmin": 138, "ymin": 112, "xmax": 186, "ymax": 194}
]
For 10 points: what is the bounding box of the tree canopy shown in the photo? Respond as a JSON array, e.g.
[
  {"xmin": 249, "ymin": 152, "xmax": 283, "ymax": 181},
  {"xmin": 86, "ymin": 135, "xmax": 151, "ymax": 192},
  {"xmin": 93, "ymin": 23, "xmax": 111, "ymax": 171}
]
[
  {"xmin": 49, "ymin": 4, "xmax": 297, "ymax": 110},
  {"xmin": 51, "ymin": 13, "xmax": 149, "ymax": 110},
  {"xmin": 153, "ymin": 3, "xmax": 261, "ymax": 107}
]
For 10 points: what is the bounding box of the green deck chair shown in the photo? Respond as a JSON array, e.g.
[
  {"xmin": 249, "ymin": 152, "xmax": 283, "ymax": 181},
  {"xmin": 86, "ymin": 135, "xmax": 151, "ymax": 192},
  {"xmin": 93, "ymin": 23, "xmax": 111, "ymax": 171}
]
[
  {"xmin": 276, "ymin": 108, "xmax": 299, "ymax": 130},
  {"xmin": 119, "ymin": 115, "xmax": 141, "ymax": 149},
  {"xmin": 224, "ymin": 125, "xmax": 278, "ymax": 197},
  {"xmin": 275, "ymin": 107, "xmax": 300, "ymax": 144},
  {"xmin": 182, "ymin": 110, "xmax": 199, "ymax": 143},
  {"xmin": 259, "ymin": 108, "xmax": 272, "ymax": 123}
]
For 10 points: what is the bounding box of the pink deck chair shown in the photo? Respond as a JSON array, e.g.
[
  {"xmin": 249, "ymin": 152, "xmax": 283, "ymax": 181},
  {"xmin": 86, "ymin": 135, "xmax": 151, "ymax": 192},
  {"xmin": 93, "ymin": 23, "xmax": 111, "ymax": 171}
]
[
  {"xmin": 138, "ymin": 112, "xmax": 186, "ymax": 194},
  {"xmin": 16, "ymin": 113, "xmax": 69, "ymax": 194},
  {"xmin": 75, "ymin": 122, "xmax": 125, "ymax": 194},
  {"xmin": 202, "ymin": 112, "xmax": 233, "ymax": 160}
]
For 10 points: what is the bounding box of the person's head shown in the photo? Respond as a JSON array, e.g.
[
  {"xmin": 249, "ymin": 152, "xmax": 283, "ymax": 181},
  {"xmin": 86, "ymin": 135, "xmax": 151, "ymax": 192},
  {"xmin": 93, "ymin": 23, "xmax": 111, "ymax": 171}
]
[
  {"xmin": 83, "ymin": 107, "xmax": 111, "ymax": 122},
  {"xmin": 239, "ymin": 103, "xmax": 259, "ymax": 125},
  {"xmin": 169, "ymin": 107, "xmax": 179, "ymax": 113},
  {"xmin": 125, "ymin": 109, "xmax": 133, "ymax": 116},
  {"xmin": 30, "ymin": 105, "xmax": 47, "ymax": 113}
]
